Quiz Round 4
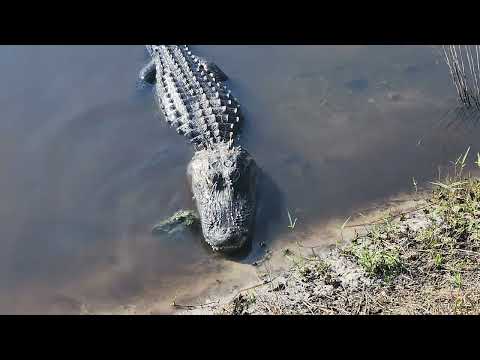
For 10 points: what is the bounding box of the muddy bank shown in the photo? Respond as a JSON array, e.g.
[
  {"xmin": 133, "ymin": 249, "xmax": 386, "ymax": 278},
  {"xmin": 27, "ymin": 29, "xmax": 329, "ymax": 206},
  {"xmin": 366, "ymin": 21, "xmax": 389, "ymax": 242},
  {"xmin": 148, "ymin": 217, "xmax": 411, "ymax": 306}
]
[
  {"xmin": 177, "ymin": 163, "xmax": 480, "ymax": 315},
  {"xmin": 173, "ymin": 195, "xmax": 426, "ymax": 315}
]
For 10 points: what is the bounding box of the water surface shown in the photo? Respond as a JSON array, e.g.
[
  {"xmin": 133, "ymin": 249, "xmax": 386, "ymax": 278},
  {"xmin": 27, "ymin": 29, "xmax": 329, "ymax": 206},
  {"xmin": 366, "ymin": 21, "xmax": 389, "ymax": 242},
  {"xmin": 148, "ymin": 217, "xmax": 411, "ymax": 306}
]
[{"xmin": 0, "ymin": 45, "xmax": 478, "ymax": 313}]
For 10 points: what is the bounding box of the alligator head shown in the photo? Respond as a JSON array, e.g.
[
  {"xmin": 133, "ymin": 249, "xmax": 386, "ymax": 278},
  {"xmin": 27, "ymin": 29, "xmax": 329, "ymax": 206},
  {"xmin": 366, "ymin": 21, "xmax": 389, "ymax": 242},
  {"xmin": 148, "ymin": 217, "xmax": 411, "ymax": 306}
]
[{"xmin": 188, "ymin": 143, "xmax": 257, "ymax": 252}]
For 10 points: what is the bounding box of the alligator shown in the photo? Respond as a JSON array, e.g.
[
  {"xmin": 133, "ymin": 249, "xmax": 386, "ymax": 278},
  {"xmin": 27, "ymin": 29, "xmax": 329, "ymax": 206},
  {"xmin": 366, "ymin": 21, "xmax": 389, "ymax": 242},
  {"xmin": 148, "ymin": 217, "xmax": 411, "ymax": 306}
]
[{"xmin": 139, "ymin": 45, "xmax": 257, "ymax": 252}]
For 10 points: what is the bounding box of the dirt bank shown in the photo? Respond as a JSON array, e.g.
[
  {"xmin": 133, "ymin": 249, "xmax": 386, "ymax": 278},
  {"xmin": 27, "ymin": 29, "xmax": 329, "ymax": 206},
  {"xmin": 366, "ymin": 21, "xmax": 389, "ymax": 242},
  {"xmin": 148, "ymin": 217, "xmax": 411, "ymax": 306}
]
[{"xmin": 178, "ymin": 156, "xmax": 480, "ymax": 315}]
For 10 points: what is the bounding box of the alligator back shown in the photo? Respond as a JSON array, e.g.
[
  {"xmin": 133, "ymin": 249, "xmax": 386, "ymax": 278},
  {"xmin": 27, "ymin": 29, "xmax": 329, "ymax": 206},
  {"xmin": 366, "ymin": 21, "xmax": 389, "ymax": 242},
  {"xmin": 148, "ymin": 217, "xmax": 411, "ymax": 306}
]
[{"xmin": 147, "ymin": 45, "xmax": 243, "ymax": 151}]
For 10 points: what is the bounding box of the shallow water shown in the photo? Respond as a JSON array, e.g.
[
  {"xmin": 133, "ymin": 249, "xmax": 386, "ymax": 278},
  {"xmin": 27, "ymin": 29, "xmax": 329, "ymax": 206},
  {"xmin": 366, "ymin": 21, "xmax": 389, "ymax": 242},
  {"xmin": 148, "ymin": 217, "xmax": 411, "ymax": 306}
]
[{"xmin": 0, "ymin": 45, "xmax": 478, "ymax": 313}]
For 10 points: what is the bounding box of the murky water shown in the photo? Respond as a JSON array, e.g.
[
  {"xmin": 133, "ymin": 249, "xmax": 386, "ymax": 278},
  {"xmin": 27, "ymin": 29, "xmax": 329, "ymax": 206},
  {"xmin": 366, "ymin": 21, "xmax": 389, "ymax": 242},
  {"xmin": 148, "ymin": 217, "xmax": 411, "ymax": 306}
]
[{"xmin": 1, "ymin": 45, "xmax": 478, "ymax": 313}]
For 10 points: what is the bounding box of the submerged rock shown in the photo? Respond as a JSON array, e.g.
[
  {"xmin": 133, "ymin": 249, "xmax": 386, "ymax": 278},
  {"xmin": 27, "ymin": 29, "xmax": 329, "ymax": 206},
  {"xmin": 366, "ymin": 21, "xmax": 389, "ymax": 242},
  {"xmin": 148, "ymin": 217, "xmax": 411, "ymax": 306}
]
[
  {"xmin": 387, "ymin": 92, "xmax": 402, "ymax": 101},
  {"xmin": 152, "ymin": 210, "xmax": 200, "ymax": 236}
]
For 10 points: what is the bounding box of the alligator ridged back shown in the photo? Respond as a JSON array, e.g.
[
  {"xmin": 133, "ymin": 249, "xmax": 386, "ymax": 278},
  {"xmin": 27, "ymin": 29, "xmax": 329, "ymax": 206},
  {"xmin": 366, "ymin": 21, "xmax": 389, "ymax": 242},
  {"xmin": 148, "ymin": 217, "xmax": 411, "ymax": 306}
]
[{"xmin": 148, "ymin": 45, "xmax": 243, "ymax": 150}]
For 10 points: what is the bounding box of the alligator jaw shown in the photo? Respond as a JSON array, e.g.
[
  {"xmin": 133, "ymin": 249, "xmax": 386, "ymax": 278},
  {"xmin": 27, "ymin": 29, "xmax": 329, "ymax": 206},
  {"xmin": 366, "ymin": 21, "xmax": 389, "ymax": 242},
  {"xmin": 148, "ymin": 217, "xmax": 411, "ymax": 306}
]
[{"xmin": 208, "ymin": 233, "xmax": 250, "ymax": 253}]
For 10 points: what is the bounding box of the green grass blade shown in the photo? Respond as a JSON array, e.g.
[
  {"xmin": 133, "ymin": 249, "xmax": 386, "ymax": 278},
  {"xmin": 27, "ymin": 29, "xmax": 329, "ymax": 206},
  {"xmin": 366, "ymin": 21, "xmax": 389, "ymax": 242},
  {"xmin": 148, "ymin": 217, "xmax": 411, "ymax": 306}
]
[
  {"xmin": 461, "ymin": 146, "xmax": 471, "ymax": 167},
  {"xmin": 341, "ymin": 216, "xmax": 351, "ymax": 230}
]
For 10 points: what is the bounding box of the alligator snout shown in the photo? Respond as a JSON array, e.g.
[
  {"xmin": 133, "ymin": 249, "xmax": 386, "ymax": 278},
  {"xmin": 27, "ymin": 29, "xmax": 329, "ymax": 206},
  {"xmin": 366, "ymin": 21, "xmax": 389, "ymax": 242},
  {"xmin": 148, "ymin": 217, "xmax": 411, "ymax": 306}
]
[{"xmin": 204, "ymin": 228, "xmax": 249, "ymax": 252}]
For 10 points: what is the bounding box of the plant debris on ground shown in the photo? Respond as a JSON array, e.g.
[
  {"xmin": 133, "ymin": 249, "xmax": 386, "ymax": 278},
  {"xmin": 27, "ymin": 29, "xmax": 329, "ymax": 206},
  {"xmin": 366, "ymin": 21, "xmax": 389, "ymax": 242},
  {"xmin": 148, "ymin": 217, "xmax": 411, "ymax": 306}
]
[{"xmin": 214, "ymin": 149, "xmax": 480, "ymax": 315}]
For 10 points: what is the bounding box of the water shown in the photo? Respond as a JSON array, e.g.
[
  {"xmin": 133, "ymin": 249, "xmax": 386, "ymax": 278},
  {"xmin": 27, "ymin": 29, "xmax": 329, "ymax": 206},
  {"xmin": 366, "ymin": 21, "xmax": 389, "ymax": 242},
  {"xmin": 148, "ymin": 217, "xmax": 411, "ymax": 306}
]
[{"xmin": 0, "ymin": 45, "xmax": 478, "ymax": 313}]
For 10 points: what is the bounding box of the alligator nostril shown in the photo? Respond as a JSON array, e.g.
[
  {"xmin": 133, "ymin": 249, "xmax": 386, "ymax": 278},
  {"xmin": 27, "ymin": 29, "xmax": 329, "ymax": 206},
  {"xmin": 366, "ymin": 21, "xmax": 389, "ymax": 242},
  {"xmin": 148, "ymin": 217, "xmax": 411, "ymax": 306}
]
[{"xmin": 212, "ymin": 173, "xmax": 224, "ymax": 188}]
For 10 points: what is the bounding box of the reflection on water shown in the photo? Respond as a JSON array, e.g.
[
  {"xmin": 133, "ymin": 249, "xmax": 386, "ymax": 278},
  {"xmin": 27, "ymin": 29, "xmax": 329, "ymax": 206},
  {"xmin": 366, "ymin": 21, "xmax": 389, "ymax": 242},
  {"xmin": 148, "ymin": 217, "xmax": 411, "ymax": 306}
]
[{"xmin": 0, "ymin": 45, "xmax": 479, "ymax": 313}]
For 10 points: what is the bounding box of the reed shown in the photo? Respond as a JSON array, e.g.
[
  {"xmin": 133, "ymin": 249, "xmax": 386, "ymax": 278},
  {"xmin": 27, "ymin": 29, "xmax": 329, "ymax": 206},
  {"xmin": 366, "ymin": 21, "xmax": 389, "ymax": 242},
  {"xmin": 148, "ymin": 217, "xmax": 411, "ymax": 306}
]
[{"xmin": 443, "ymin": 45, "xmax": 480, "ymax": 110}]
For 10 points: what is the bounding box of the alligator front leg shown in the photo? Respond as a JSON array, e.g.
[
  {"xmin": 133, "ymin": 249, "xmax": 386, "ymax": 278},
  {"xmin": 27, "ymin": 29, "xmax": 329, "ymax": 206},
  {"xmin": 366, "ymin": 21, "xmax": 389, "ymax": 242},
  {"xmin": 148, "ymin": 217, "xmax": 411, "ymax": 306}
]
[{"xmin": 139, "ymin": 58, "xmax": 157, "ymax": 85}]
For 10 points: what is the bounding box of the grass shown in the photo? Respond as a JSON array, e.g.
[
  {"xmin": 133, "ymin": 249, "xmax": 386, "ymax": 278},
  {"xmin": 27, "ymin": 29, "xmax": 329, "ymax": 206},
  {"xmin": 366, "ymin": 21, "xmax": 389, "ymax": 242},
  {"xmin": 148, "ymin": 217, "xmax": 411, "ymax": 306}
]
[
  {"xmin": 347, "ymin": 147, "xmax": 480, "ymax": 281},
  {"xmin": 298, "ymin": 257, "xmax": 331, "ymax": 280},
  {"xmin": 287, "ymin": 209, "xmax": 298, "ymax": 230},
  {"xmin": 417, "ymin": 148, "xmax": 480, "ymax": 274},
  {"xmin": 281, "ymin": 247, "xmax": 331, "ymax": 282},
  {"xmin": 351, "ymin": 245, "xmax": 401, "ymax": 280},
  {"xmin": 345, "ymin": 216, "xmax": 403, "ymax": 281}
]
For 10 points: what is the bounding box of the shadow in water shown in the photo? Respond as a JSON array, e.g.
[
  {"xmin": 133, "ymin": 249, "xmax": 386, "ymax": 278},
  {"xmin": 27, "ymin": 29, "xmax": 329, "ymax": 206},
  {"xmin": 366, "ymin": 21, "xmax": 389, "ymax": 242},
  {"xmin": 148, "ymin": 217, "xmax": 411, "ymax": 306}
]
[{"xmin": 436, "ymin": 105, "xmax": 480, "ymax": 133}]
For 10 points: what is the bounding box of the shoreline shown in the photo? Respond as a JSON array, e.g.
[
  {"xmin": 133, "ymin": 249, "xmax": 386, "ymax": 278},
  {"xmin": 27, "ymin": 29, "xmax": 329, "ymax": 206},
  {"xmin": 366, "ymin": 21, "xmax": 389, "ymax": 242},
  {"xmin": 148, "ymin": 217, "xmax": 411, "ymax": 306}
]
[
  {"xmin": 80, "ymin": 159, "xmax": 480, "ymax": 315},
  {"xmin": 177, "ymin": 162, "xmax": 480, "ymax": 314},
  {"xmin": 174, "ymin": 193, "xmax": 426, "ymax": 314}
]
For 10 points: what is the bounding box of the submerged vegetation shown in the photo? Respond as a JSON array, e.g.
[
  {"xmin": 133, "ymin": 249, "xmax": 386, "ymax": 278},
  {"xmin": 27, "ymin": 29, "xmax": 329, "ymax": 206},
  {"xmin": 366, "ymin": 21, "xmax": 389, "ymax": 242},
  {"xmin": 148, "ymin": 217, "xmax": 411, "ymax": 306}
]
[
  {"xmin": 213, "ymin": 149, "xmax": 480, "ymax": 314},
  {"xmin": 152, "ymin": 210, "xmax": 199, "ymax": 235}
]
